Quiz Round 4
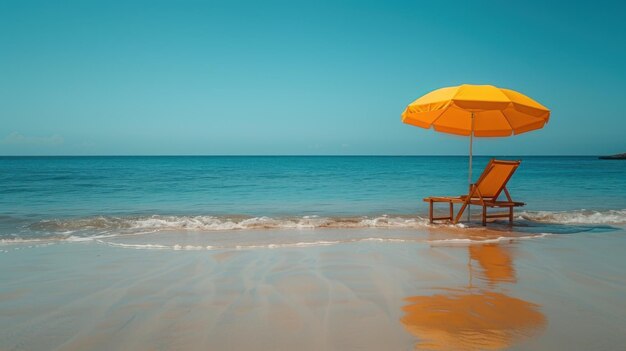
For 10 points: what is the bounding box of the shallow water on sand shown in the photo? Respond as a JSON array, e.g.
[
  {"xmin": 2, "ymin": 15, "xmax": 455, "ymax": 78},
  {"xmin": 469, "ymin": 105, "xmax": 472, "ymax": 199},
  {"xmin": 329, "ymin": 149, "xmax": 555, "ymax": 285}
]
[{"xmin": 1, "ymin": 226, "xmax": 625, "ymax": 350}]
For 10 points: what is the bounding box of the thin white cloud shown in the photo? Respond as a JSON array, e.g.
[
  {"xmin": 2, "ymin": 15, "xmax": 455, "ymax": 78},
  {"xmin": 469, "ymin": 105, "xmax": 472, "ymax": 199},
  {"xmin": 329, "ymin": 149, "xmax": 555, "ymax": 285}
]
[{"xmin": 1, "ymin": 132, "xmax": 64, "ymax": 146}]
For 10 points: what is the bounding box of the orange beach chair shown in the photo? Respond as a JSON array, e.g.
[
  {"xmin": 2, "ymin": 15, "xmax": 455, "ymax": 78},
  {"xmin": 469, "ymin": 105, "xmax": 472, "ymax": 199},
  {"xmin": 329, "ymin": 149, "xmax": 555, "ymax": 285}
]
[{"xmin": 423, "ymin": 160, "xmax": 525, "ymax": 226}]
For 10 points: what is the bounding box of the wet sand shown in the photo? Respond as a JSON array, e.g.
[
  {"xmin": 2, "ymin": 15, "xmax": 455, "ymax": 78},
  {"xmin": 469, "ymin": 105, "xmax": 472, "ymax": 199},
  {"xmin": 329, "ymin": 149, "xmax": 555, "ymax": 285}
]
[{"xmin": 1, "ymin": 228, "xmax": 626, "ymax": 350}]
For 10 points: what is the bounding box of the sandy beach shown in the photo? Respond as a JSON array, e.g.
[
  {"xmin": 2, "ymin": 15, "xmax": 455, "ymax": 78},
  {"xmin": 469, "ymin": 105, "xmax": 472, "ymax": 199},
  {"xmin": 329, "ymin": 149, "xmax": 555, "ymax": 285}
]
[
  {"xmin": 3, "ymin": 0, "xmax": 626, "ymax": 349},
  {"xmin": 2, "ymin": 226, "xmax": 625, "ymax": 351}
]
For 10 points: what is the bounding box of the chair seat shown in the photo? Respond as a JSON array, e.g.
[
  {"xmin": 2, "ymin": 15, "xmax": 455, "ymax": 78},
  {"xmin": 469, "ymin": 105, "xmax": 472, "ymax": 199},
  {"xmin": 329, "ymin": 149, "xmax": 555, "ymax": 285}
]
[
  {"xmin": 424, "ymin": 197, "xmax": 524, "ymax": 207},
  {"xmin": 468, "ymin": 200, "xmax": 525, "ymax": 207},
  {"xmin": 423, "ymin": 196, "xmax": 465, "ymax": 203}
]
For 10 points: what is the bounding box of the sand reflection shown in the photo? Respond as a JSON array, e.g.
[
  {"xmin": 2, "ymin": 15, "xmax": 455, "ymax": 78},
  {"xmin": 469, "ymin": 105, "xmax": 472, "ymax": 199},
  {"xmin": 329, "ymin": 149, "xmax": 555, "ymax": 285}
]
[
  {"xmin": 401, "ymin": 244, "xmax": 546, "ymax": 350},
  {"xmin": 469, "ymin": 244, "xmax": 516, "ymax": 285}
]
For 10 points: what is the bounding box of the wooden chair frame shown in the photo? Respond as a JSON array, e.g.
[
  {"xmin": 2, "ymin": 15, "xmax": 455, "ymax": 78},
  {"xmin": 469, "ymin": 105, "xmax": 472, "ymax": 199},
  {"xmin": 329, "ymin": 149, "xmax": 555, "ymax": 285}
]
[{"xmin": 424, "ymin": 160, "xmax": 525, "ymax": 226}]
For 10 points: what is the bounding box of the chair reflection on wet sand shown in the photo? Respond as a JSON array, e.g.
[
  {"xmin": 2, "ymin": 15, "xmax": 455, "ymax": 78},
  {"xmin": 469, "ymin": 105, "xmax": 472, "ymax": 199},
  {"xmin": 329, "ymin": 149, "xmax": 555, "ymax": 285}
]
[
  {"xmin": 469, "ymin": 244, "xmax": 516, "ymax": 285},
  {"xmin": 400, "ymin": 244, "xmax": 545, "ymax": 350},
  {"xmin": 424, "ymin": 160, "xmax": 525, "ymax": 226}
]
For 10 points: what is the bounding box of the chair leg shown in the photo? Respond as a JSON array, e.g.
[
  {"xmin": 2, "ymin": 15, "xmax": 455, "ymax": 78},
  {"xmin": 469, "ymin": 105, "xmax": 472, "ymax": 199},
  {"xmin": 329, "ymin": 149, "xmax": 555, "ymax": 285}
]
[
  {"xmin": 454, "ymin": 202, "xmax": 469, "ymax": 224},
  {"xmin": 482, "ymin": 206, "xmax": 487, "ymax": 226},
  {"xmin": 429, "ymin": 200, "xmax": 433, "ymax": 224},
  {"xmin": 449, "ymin": 202, "xmax": 454, "ymax": 221}
]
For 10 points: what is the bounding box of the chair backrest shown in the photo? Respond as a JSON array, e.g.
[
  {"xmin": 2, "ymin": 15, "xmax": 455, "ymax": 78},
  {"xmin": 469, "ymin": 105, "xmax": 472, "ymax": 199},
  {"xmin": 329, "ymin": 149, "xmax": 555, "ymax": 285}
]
[{"xmin": 473, "ymin": 159, "xmax": 521, "ymax": 199}]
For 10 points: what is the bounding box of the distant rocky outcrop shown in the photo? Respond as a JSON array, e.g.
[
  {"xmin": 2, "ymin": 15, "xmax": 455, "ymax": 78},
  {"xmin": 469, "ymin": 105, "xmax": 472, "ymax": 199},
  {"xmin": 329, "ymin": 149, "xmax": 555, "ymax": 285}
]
[{"xmin": 599, "ymin": 153, "xmax": 626, "ymax": 160}]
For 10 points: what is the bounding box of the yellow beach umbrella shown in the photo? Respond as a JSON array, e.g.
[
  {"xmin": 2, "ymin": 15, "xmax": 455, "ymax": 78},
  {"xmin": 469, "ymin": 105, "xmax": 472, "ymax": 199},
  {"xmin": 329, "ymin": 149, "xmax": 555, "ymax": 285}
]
[{"xmin": 402, "ymin": 84, "xmax": 550, "ymax": 185}]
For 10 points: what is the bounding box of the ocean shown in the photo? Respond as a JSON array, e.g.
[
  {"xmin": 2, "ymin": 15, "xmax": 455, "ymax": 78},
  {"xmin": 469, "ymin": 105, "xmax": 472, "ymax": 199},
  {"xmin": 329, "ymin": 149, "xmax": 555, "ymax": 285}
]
[{"xmin": 1, "ymin": 156, "xmax": 625, "ymax": 245}]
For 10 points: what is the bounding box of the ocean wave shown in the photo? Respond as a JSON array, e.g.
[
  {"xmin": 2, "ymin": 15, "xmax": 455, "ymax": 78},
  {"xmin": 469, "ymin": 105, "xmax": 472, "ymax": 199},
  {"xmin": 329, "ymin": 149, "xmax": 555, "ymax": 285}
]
[
  {"xmin": 27, "ymin": 215, "xmax": 433, "ymax": 234},
  {"xmin": 518, "ymin": 209, "xmax": 626, "ymax": 224},
  {"xmin": 24, "ymin": 209, "xmax": 626, "ymax": 237},
  {"xmin": 2, "ymin": 209, "xmax": 622, "ymax": 248}
]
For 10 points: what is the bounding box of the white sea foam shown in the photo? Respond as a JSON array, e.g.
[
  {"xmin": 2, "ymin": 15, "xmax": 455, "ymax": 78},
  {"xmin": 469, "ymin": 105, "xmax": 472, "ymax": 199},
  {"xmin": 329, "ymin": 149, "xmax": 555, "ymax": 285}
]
[
  {"xmin": 65, "ymin": 234, "xmax": 117, "ymax": 242},
  {"xmin": 44, "ymin": 210, "xmax": 624, "ymax": 237},
  {"xmin": 0, "ymin": 238, "xmax": 51, "ymax": 245},
  {"xmin": 97, "ymin": 241, "xmax": 171, "ymax": 250},
  {"xmin": 28, "ymin": 214, "xmax": 432, "ymax": 234},
  {"xmin": 235, "ymin": 241, "xmax": 342, "ymax": 250},
  {"xmin": 10, "ymin": 209, "xmax": 623, "ymax": 247},
  {"xmin": 519, "ymin": 209, "xmax": 626, "ymax": 224},
  {"xmin": 96, "ymin": 237, "xmax": 419, "ymax": 251},
  {"xmin": 428, "ymin": 233, "xmax": 551, "ymax": 246},
  {"xmin": 98, "ymin": 234, "xmax": 551, "ymax": 251},
  {"xmin": 0, "ymin": 239, "xmax": 55, "ymax": 252},
  {"xmin": 6, "ymin": 215, "xmax": 433, "ymax": 246}
]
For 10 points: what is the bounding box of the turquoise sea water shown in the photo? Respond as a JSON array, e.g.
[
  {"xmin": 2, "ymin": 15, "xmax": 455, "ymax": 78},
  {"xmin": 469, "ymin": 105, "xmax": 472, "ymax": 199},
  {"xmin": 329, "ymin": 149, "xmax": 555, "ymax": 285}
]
[{"xmin": 1, "ymin": 156, "xmax": 625, "ymax": 241}]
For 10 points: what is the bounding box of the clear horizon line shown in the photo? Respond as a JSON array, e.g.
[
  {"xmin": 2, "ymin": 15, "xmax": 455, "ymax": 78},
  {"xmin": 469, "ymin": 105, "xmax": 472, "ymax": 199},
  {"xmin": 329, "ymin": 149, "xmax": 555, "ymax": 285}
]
[{"xmin": 0, "ymin": 154, "xmax": 611, "ymax": 157}]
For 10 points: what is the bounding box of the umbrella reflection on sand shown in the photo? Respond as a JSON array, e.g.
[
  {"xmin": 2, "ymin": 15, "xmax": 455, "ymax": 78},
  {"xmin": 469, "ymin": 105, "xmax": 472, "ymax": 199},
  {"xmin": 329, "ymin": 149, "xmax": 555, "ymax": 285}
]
[{"xmin": 401, "ymin": 244, "xmax": 545, "ymax": 350}]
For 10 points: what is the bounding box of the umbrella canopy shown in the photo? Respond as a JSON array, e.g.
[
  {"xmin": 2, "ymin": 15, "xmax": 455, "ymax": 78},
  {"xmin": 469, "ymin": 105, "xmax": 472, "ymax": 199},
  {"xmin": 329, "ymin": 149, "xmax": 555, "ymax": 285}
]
[{"xmin": 401, "ymin": 84, "xmax": 550, "ymax": 137}]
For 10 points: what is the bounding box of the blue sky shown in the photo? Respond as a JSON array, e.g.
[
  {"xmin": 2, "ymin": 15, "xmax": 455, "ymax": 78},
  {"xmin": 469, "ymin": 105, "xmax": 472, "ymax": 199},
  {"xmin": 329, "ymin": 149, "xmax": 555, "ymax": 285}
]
[{"xmin": 1, "ymin": 0, "xmax": 625, "ymax": 155}]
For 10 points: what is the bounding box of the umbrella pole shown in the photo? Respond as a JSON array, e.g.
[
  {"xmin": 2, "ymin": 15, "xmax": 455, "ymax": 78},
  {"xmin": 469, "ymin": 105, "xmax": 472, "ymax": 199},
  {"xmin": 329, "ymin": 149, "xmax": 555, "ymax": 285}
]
[{"xmin": 467, "ymin": 112, "xmax": 474, "ymax": 222}]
